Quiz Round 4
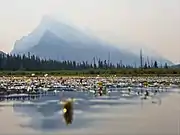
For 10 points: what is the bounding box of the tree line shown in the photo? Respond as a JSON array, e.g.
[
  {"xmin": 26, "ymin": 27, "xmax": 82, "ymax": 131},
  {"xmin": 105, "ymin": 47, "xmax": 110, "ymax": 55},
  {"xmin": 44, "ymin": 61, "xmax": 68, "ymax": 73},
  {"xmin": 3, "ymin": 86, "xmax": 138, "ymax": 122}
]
[{"xmin": 0, "ymin": 53, "xmax": 171, "ymax": 71}]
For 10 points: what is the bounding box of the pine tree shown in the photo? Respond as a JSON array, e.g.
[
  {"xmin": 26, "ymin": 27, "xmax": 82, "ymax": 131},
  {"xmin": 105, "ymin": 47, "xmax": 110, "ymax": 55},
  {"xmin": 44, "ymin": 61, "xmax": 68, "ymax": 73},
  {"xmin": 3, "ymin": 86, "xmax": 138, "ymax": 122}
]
[{"xmin": 154, "ymin": 61, "xmax": 158, "ymax": 68}]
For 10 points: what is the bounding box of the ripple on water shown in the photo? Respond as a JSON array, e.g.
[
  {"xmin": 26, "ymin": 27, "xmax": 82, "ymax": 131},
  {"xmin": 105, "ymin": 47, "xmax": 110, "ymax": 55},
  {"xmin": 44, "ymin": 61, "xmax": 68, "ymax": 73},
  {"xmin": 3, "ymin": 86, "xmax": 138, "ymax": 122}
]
[{"xmin": 9, "ymin": 90, "xmax": 171, "ymax": 132}]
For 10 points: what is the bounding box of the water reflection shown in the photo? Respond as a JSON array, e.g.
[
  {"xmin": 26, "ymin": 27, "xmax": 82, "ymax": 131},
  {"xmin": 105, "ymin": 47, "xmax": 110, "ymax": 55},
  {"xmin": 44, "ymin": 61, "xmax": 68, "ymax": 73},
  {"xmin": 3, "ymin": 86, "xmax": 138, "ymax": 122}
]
[{"xmin": 9, "ymin": 89, "xmax": 168, "ymax": 132}]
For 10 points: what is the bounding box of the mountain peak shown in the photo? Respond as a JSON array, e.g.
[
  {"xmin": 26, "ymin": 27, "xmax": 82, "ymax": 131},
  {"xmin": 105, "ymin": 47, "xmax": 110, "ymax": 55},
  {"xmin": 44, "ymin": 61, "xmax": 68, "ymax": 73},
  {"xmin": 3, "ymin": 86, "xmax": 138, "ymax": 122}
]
[
  {"xmin": 40, "ymin": 30, "xmax": 62, "ymax": 43},
  {"xmin": 11, "ymin": 16, "xmax": 173, "ymax": 65},
  {"xmin": 40, "ymin": 15, "xmax": 59, "ymax": 26}
]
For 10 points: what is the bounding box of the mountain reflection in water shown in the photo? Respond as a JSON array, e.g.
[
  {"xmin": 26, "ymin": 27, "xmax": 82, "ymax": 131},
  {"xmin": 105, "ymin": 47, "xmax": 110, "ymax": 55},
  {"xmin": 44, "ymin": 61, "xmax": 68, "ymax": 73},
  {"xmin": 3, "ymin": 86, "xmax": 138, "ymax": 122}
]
[{"xmin": 11, "ymin": 90, "xmax": 167, "ymax": 132}]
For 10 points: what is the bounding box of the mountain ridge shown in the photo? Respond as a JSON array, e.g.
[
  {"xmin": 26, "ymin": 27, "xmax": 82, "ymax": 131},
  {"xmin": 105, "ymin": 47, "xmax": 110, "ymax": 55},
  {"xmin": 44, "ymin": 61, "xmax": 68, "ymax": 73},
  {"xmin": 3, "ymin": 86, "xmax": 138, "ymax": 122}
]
[
  {"xmin": 26, "ymin": 30, "xmax": 140, "ymax": 65},
  {"xmin": 11, "ymin": 16, "xmax": 173, "ymax": 66}
]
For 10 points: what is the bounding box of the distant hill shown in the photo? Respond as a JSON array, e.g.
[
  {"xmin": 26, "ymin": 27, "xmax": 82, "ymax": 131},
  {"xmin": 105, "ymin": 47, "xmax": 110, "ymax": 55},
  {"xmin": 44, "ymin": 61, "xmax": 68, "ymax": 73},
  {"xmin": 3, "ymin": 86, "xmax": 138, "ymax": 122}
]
[{"xmin": 11, "ymin": 16, "xmax": 173, "ymax": 66}]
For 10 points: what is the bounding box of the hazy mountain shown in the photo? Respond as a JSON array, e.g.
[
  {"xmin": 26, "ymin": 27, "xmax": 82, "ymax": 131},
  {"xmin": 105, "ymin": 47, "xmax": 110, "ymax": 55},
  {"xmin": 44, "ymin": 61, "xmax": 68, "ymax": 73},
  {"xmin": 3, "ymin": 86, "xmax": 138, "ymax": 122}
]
[
  {"xmin": 11, "ymin": 16, "xmax": 102, "ymax": 54},
  {"xmin": 118, "ymin": 44, "xmax": 173, "ymax": 65},
  {"xmin": 26, "ymin": 30, "xmax": 140, "ymax": 65},
  {"xmin": 11, "ymin": 16, "xmax": 173, "ymax": 66}
]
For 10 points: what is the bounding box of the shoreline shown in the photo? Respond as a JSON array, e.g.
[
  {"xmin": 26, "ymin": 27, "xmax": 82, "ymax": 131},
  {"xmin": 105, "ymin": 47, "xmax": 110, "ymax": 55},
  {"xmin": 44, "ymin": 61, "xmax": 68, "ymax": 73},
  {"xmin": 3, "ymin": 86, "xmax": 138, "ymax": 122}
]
[{"xmin": 0, "ymin": 69, "xmax": 180, "ymax": 77}]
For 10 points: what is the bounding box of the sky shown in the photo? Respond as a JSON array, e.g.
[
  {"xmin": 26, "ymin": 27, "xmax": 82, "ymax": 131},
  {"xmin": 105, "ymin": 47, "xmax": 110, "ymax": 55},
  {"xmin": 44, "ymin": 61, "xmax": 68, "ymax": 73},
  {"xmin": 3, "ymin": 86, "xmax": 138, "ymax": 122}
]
[{"xmin": 0, "ymin": 0, "xmax": 180, "ymax": 63}]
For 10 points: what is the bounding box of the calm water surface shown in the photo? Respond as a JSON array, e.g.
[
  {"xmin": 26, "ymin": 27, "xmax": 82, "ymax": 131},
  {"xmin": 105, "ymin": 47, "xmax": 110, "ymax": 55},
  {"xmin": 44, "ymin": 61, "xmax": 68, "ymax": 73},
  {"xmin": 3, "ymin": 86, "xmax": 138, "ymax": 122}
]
[{"xmin": 1, "ymin": 88, "xmax": 173, "ymax": 133}]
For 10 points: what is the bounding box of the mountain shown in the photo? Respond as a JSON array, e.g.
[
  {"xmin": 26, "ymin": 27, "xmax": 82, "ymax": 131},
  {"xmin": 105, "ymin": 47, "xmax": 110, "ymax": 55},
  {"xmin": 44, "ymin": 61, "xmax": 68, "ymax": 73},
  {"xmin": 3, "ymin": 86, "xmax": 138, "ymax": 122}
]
[
  {"xmin": 11, "ymin": 16, "xmax": 101, "ymax": 54},
  {"xmin": 26, "ymin": 30, "xmax": 140, "ymax": 65},
  {"xmin": 11, "ymin": 16, "xmax": 173, "ymax": 66},
  {"xmin": 118, "ymin": 43, "xmax": 173, "ymax": 65}
]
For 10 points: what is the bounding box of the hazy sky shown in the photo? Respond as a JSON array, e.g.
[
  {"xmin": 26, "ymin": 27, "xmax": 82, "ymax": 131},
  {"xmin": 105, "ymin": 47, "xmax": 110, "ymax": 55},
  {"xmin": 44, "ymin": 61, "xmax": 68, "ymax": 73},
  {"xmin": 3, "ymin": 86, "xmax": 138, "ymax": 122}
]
[{"xmin": 0, "ymin": 0, "xmax": 180, "ymax": 63}]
